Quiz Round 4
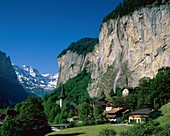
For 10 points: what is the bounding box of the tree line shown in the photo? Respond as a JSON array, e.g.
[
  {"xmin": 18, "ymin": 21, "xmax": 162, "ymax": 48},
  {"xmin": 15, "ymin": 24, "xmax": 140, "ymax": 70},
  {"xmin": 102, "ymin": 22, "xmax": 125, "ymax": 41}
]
[
  {"xmin": 102, "ymin": 0, "xmax": 170, "ymax": 24},
  {"xmin": 57, "ymin": 38, "xmax": 98, "ymax": 58}
]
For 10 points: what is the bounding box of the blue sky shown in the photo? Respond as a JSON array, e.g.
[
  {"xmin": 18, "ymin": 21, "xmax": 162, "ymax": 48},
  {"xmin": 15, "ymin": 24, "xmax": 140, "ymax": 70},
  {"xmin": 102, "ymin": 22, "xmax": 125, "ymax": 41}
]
[{"xmin": 0, "ymin": 0, "xmax": 122, "ymax": 74}]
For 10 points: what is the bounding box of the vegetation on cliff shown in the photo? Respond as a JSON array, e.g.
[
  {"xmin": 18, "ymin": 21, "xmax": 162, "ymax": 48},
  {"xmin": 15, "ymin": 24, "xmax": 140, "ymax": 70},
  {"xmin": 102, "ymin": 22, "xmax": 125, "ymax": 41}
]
[
  {"xmin": 102, "ymin": 0, "xmax": 170, "ymax": 24},
  {"xmin": 57, "ymin": 38, "xmax": 98, "ymax": 58}
]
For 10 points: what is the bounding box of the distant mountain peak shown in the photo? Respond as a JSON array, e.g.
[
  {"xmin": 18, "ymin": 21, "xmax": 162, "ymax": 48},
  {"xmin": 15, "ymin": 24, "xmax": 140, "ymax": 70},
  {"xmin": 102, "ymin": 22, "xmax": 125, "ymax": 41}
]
[{"xmin": 13, "ymin": 65, "xmax": 58, "ymax": 97}]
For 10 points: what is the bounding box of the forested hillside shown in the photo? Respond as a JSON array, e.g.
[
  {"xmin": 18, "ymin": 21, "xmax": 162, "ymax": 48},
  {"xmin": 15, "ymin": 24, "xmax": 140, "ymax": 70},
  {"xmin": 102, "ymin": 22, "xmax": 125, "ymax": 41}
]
[
  {"xmin": 43, "ymin": 69, "xmax": 91, "ymax": 123},
  {"xmin": 123, "ymin": 66, "xmax": 170, "ymax": 110}
]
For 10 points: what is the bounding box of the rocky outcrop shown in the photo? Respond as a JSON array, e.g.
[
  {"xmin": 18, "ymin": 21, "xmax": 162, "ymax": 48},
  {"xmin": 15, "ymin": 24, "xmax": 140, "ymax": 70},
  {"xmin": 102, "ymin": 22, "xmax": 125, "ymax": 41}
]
[
  {"xmin": 57, "ymin": 51, "xmax": 85, "ymax": 85},
  {"xmin": 0, "ymin": 51, "xmax": 18, "ymax": 83},
  {"xmin": 57, "ymin": 3, "xmax": 170, "ymax": 97}
]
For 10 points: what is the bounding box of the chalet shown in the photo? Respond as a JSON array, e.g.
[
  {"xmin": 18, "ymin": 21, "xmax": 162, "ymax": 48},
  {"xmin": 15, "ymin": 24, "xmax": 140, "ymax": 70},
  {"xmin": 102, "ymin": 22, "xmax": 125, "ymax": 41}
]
[
  {"xmin": 105, "ymin": 102, "xmax": 112, "ymax": 112},
  {"xmin": 106, "ymin": 108, "xmax": 129, "ymax": 122},
  {"xmin": 121, "ymin": 87, "xmax": 136, "ymax": 97},
  {"xmin": 90, "ymin": 99, "xmax": 112, "ymax": 111},
  {"xmin": 69, "ymin": 101, "xmax": 77, "ymax": 109},
  {"xmin": 129, "ymin": 108, "xmax": 158, "ymax": 123}
]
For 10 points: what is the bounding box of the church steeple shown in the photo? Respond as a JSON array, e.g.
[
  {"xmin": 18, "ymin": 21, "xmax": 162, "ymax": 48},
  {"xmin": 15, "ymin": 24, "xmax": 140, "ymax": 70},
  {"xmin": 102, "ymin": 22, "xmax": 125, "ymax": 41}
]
[
  {"xmin": 60, "ymin": 85, "xmax": 65, "ymax": 109},
  {"xmin": 60, "ymin": 85, "xmax": 65, "ymax": 99}
]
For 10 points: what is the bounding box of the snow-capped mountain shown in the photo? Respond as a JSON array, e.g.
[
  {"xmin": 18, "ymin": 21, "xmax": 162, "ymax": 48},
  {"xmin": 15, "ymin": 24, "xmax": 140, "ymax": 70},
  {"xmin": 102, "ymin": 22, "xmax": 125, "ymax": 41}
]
[{"xmin": 13, "ymin": 65, "xmax": 58, "ymax": 97}]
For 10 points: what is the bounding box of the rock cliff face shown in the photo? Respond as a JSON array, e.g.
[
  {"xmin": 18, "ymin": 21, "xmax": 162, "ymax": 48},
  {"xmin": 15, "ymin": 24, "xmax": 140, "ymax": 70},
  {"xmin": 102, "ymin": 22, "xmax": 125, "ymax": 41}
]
[
  {"xmin": 0, "ymin": 51, "xmax": 18, "ymax": 83},
  {"xmin": 0, "ymin": 51, "xmax": 28, "ymax": 107},
  {"xmin": 57, "ymin": 4, "xmax": 170, "ymax": 97}
]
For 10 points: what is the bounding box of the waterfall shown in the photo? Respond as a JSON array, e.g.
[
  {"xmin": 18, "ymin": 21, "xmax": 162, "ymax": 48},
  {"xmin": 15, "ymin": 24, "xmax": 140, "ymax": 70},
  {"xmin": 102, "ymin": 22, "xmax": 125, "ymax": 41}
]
[
  {"xmin": 113, "ymin": 67, "xmax": 121, "ymax": 93},
  {"xmin": 113, "ymin": 18, "xmax": 122, "ymax": 94},
  {"xmin": 100, "ymin": 39, "xmax": 104, "ymax": 72}
]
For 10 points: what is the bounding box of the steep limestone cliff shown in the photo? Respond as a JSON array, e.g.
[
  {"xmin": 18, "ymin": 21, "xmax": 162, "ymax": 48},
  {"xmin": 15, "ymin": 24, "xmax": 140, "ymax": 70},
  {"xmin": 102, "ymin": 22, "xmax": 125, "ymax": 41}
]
[
  {"xmin": 57, "ymin": 4, "xmax": 170, "ymax": 97},
  {"xmin": 57, "ymin": 38, "xmax": 99, "ymax": 85}
]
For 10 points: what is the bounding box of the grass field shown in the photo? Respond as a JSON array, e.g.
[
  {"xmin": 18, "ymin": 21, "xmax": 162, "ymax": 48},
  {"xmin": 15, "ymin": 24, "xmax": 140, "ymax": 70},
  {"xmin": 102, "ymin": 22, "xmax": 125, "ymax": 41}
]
[
  {"xmin": 46, "ymin": 124, "xmax": 129, "ymax": 136},
  {"xmin": 156, "ymin": 102, "xmax": 170, "ymax": 125},
  {"xmin": 46, "ymin": 102, "xmax": 170, "ymax": 136}
]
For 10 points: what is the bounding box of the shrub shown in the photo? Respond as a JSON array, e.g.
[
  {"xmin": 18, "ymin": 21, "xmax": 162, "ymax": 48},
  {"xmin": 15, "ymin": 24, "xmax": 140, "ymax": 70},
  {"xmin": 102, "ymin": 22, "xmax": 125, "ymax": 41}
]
[
  {"xmin": 98, "ymin": 128, "xmax": 116, "ymax": 136},
  {"xmin": 120, "ymin": 121, "xmax": 170, "ymax": 136}
]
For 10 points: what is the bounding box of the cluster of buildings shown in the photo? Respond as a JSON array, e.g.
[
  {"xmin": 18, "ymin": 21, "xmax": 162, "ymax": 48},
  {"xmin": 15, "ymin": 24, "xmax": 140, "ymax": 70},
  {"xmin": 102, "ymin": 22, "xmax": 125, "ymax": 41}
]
[
  {"xmin": 0, "ymin": 87, "xmax": 159, "ymax": 125},
  {"xmin": 59, "ymin": 86, "xmax": 159, "ymax": 124},
  {"xmin": 90, "ymin": 98, "xmax": 158, "ymax": 123}
]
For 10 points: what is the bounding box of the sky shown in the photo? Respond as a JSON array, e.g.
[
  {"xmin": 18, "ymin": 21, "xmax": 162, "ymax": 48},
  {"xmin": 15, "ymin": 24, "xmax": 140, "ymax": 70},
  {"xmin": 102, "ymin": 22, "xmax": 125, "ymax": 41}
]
[{"xmin": 0, "ymin": 0, "xmax": 123, "ymax": 74}]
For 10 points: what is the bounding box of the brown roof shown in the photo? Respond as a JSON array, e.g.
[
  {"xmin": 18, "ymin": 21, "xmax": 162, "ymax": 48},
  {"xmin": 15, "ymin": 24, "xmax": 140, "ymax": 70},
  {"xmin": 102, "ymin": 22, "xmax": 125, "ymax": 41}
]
[
  {"xmin": 107, "ymin": 115, "xmax": 116, "ymax": 118},
  {"xmin": 90, "ymin": 99, "xmax": 112, "ymax": 106},
  {"xmin": 130, "ymin": 108, "xmax": 156, "ymax": 115},
  {"xmin": 122, "ymin": 109, "xmax": 130, "ymax": 114},
  {"xmin": 106, "ymin": 102, "xmax": 112, "ymax": 107},
  {"xmin": 107, "ymin": 108, "xmax": 123, "ymax": 114}
]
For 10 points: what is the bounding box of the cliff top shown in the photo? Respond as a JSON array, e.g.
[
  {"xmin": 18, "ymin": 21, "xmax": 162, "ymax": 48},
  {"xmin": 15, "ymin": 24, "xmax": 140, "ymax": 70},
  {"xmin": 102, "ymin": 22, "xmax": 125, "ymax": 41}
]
[
  {"xmin": 102, "ymin": 0, "xmax": 170, "ymax": 24},
  {"xmin": 57, "ymin": 38, "xmax": 98, "ymax": 58}
]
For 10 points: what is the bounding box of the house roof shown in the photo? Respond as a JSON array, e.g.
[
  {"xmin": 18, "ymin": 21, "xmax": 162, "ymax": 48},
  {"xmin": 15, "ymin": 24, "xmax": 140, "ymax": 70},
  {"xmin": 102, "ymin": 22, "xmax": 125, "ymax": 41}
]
[
  {"xmin": 107, "ymin": 108, "xmax": 123, "ymax": 114},
  {"xmin": 90, "ymin": 99, "xmax": 111, "ymax": 106},
  {"xmin": 106, "ymin": 102, "xmax": 112, "ymax": 107},
  {"xmin": 122, "ymin": 109, "xmax": 130, "ymax": 114},
  {"xmin": 70, "ymin": 101, "xmax": 77, "ymax": 108},
  {"xmin": 130, "ymin": 108, "xmax": 156, "ymax": 115}
]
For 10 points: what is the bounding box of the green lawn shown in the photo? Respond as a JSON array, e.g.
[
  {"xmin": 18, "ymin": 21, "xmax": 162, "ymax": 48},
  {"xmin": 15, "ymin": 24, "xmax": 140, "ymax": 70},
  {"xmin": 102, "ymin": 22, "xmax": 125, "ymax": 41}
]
[
  {"xmin": 46, "ymin": 124, "xmax": 129, "ymax": 136},
  {"xmin": 156, "ymin": 102, "xmax": 170, "ymax": 125}
]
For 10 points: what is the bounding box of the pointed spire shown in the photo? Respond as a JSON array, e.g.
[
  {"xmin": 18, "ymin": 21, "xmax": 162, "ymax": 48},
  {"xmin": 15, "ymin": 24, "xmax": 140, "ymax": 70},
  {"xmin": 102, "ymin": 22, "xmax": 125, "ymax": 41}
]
[{"xmin": 60, "ymin": 84, "xmax": 65, "ymax": 99}]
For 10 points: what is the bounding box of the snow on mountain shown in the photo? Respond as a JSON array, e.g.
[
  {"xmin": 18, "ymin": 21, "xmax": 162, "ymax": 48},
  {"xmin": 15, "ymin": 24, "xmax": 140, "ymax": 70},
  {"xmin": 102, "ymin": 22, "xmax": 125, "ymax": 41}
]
[{"xmin": 13, "ymin": 65, "xmax": 58, "ymax": 97}]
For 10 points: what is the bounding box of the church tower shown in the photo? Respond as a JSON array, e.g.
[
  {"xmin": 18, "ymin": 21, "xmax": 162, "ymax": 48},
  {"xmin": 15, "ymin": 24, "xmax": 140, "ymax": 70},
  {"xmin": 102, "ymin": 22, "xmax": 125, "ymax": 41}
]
[{"xmin": 59, "ymin": 85, "xmax": 65, "ymax": 109}]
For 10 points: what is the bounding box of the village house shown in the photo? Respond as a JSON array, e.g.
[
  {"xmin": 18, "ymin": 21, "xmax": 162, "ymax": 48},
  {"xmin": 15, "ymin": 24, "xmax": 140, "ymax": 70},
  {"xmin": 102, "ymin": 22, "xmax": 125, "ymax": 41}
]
[
  {"xmin": 121, "ymin": 87, "xmax": 136, "ymax": 97},
  {"xmin": 106, "ymin": 108, "xmax": 129, "ymax": 122},
  {"xmin": 105, "ymin": 102, "xmax": 112, "ymax": 112},
  {"xmin": 128, "ymin": 108, "xmax": 158, "ymax": 123},
  {"xmin": 90, "ymin": 99, "xmax": 112, "ymax": 111}
]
